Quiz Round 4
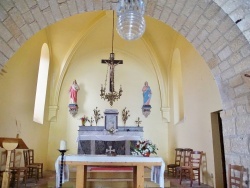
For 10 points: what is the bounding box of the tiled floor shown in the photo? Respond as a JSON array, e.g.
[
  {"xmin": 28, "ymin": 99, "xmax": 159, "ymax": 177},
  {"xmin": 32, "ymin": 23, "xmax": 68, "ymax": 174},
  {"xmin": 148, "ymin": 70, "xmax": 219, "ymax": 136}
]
[{"xmin": 13, "ymin": 168, "xmax": 213, "ymax": 188}]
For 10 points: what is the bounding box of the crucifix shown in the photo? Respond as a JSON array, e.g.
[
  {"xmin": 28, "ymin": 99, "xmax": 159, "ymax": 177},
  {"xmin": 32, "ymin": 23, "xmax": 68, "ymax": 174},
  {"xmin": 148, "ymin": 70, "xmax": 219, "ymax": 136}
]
[
  {"xmin": 101, "ymin": 53, "xmax": 123, "ymax": 92},
  {"xmin": 100, "ymin": 11, "xmax": 123, "ymax": 106}
]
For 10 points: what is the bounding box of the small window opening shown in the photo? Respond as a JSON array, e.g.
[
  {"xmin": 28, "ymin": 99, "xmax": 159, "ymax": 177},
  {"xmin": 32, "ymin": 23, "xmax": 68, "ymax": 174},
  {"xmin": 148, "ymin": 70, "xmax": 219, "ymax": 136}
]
[{"xmin": 33, "ymin": 43, "xmax": 50, "ymax": 124}]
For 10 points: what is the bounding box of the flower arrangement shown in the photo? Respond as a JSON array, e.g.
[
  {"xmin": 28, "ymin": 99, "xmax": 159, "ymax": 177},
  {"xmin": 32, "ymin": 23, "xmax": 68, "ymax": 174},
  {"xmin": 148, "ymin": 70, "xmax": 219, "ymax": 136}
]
[
  {"xmin": 80, "ymin": 115, "xmax": 89, "ymax": 126},
  {"xmin": 93, "ymin": 107, "xmax": 103, "ymax": 126},
  {"xmin": 105, "ymin": 127, "xmax": 117, "ymax": 134},
  {"xmin": 122, "ymin": 107, "xmax": 130, "ymax": 126},
  {"xmin": 131, "ymin": 139, "xmax": 158, "ymax": 156}
]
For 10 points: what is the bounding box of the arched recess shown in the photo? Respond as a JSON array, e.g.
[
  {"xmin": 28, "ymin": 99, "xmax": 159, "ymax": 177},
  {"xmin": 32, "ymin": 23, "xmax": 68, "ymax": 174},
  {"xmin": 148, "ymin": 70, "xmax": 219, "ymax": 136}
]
[
  {"xmin": 141, "ymin": 36, "xmax": 170, "ymax": 122},
  {"xmin": 171, "ymin": 48, "xmax": 184, "ymax": 124},
  {"xmin": 49, "ymin": 12, "xmax": 169, "ymax": 123},
  {"xmin": 48, "ymin": 12, "xmax": 106, "ymax": 121}
]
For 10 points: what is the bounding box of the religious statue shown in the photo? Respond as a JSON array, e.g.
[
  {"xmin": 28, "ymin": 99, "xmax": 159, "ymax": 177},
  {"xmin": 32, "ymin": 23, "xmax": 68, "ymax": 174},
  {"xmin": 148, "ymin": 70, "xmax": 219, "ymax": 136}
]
[
  {"xmin": 142, "ymin": 81, "xmax": 152, "ymax": 117},
  {"xmin": 68, "ymin": 80, "xmax": 80, "ymax": 116},
  {"xmin": 69, "ymin": 80, "xmax": 80, "ymax": 104},
  {"xmin": 142, "ymin": 81, "xmax": 152, "ymax": 105}
]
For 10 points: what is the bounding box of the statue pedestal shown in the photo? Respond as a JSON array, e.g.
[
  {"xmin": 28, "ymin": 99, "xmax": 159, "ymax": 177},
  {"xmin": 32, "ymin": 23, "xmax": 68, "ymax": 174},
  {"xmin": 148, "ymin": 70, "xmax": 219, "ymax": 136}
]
[{"xmin": 77, "ymin": 126, "xmax": 143, "ymax": 155}]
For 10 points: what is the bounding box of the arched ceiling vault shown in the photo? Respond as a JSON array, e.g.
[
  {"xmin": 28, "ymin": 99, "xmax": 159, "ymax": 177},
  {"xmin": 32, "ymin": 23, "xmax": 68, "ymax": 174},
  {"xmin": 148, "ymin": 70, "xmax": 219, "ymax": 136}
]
[
  {"xmin": 50, "ymin": 11, "xmax": 170, "ymax": 122},
  {"xmin": 53, "ymin": 11, "xmax": 107, "ymax": 105},
  {"xmin": 0, "ymin": 0, "xmax": 250, "ymax": 112}
]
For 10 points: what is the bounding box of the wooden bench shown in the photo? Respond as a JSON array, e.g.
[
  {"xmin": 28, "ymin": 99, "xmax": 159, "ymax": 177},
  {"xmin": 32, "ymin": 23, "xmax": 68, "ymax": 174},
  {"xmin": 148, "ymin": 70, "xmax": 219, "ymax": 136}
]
[{"xmin": 87, "ymin": 166, "xmax": 133, "ymax": 182}]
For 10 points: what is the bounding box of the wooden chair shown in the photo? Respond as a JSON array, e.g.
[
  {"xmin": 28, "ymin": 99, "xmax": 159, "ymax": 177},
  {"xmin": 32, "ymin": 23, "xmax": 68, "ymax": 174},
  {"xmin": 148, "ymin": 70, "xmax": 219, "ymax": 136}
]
[
  {"xmin": 9, "ymin": 150, "xmax": 28, "ymax": 188},
  {"xmin": 0, "ymin": 150, "xmax": 7, "ymax": 183},
  {"xmin": 176, "ymin": 148, "xmax": 193, "ymax": 177},
  {"xmin": 23, "ymin": 149, "xmax": 39, "ymax": 182},
  {"xmin": 228, "ymin": 164, "xmax": 244, "ymax": 188},
  {"xmin": 182, "ymin": 148, "xmax": 193, "ymax": 165},
  {"xmin": 179, "ymin": 150, "xmax": 203, "ymax": 187},
  {"xmin": 26, "ymin": 149, "xmax": 43, "ymax": 178},
  {"xmin": 167, "ymin": 148, "xmax": 183, "ymax": 177}
]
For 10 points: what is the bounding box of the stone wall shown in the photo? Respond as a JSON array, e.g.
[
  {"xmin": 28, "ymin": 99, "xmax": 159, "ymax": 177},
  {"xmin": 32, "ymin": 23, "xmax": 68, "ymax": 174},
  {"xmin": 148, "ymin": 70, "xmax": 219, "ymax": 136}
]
[{"xmin": 0, "ymin": 0, "xmax": 250, "ymax": 185}]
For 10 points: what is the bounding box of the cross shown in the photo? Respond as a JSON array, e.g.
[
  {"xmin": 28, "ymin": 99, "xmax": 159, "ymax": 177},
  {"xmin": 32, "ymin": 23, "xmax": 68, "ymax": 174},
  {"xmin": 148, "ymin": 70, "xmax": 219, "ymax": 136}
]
[
  {"xmin": 106, "ymin": 146, "xmax": 115, "ymax": 155},
  {"xmin": 101, "ymin": 53, "xmax": 123, "ymax": 92},
  {"xmin": 135, "ymin": 117, "xmax": 142, "ymax": 127}
]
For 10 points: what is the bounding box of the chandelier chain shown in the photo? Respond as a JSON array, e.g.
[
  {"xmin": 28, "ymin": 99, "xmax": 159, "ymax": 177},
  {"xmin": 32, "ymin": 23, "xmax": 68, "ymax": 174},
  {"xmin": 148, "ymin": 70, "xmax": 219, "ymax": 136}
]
[{"xmin": 112, "ymin": 10, "xmax": 114, "ymax": 53}]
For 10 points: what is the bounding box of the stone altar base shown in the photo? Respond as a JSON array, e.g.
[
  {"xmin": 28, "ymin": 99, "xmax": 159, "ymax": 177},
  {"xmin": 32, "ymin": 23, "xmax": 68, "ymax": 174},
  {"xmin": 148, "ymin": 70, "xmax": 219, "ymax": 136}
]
[{"xmin": 77, "ymin": 126, "xmax": 143, "ymax": 155}]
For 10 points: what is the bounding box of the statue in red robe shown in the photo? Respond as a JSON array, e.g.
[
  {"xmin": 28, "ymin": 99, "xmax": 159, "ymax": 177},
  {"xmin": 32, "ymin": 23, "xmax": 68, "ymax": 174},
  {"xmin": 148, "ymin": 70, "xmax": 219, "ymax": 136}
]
[{"xmin": 69, "ymin": 80, "xmax": 80, "ymax": 104}]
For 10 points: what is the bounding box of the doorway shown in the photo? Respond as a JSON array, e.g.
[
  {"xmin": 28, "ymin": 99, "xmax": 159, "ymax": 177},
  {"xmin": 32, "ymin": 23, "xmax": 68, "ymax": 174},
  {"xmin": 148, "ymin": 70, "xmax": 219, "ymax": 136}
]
[{"xmin": 211, "ymin": 111, "xmax": 227, "ymax": 188}]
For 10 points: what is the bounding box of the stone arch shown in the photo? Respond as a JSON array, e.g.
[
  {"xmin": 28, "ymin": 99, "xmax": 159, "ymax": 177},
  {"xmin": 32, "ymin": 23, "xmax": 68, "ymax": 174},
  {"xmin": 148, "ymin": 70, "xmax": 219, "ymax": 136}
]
[{"xmin": 0, "ymin": 0, "xmax": 250, "ymax": 176}]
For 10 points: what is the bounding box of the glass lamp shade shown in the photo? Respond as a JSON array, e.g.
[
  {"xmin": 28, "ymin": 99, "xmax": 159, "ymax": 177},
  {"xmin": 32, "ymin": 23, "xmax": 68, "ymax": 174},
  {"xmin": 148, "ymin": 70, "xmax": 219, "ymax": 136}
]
[{"xmin": 116, "ymin": 0, "xmax": 146, "ymax": 40}]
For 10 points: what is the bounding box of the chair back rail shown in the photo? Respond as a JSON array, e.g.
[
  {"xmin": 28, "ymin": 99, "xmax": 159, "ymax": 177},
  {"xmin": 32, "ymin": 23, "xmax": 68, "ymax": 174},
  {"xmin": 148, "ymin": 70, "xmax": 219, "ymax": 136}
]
[
  {"xmin": 23, "ymin": 149, "xmax": 43, "ymax": 179},
  {"xmin": 167, "ymin": 148, "xmax": 183, "ymax": 177},
  {"xmin": 179, "ymin": 150, "xmax": 203, "ymax": 187},
  {"xmin": 228, "ymin": 164, "xmax": 244, "ymax": 188}
]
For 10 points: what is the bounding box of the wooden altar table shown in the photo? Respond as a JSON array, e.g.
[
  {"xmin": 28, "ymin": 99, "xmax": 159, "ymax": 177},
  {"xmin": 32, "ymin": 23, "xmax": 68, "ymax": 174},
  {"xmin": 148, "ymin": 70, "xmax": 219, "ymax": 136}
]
[{"xmin": 55, "ymin": 155, "xmax": 165, "ymax": 188}]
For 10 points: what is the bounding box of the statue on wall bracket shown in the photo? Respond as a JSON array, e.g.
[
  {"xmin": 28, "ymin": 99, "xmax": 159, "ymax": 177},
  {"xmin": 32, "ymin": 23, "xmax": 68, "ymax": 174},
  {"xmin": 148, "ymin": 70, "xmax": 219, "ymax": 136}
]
[
  {"xmin": 68, "ymin": 80, "xmax": 80, "ymax": 116},
  {"xmin": 142, "ymin": 81, "xmax": 152, "ymax": 118}
]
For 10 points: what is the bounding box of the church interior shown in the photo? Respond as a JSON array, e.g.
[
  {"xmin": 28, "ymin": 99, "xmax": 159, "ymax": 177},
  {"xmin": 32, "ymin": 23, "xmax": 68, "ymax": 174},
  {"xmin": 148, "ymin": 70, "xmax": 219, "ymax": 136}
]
[{"xmin": 0, "ymin": 0, "xmax": 250, "ymax": 187}]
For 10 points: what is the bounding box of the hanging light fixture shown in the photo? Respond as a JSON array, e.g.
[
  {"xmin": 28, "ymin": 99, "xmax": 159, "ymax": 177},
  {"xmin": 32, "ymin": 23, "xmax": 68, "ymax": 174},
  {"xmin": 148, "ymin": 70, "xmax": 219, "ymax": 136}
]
[
  {"xmin": 100, "ymin": 11, "xmax": 123, "ymax": 106},
  {"xmin": 116, "ymin": 0, "xmax": 146, "ymax": 40}
]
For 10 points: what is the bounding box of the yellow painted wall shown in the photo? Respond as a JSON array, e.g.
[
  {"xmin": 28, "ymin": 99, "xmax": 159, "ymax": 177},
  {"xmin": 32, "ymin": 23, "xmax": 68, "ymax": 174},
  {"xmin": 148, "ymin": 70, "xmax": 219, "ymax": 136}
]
[
  {"xmin": 46, "ymin": 29, "xmax": 168, "ymax": 170},
  {"xmin": 45, "ymin": 12, "xmax": 170, "ymax": 169},
  {"xmin": 0, "ymin": 30, "xmax": 50, "ymax": 168},
  {"xmin": 0, "ymin": 11, "xmax": 223, "ymax": 187},
  {"xmin": 0, "ymin": 11, "xmax": 170, "ymax": 172},
  {"xmin": 169, "ymin": 35, "xmax": 222, "ymax": 187}
]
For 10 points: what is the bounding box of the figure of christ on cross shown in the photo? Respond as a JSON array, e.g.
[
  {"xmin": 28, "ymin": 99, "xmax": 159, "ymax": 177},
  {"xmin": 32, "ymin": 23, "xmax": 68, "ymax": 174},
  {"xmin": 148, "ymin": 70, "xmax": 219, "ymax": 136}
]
[{"xmin": 101, "ymin": 53, "xmax": 123, "ymax": 92}]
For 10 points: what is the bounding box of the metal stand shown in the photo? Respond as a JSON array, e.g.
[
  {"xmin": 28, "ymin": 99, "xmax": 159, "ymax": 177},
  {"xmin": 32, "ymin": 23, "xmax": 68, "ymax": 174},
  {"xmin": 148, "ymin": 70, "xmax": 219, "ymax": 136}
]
[{"xmin": 58, "ymin": 149, "xmax": 67, "ymax": 188}]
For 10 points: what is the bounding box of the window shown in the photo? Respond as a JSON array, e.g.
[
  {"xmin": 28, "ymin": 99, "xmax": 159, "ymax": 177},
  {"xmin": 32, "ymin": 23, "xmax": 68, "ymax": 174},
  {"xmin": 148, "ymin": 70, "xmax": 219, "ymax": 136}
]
[{"xmin": 33, "ymin": 43, "xmax": 50, "ymax": 124}]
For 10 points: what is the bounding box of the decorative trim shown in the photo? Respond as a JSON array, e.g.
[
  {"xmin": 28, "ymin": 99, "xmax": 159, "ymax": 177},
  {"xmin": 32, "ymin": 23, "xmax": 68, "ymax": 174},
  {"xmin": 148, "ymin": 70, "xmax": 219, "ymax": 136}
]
[
  {"xmin": 48, "ymin": 105, "xmax": 59, "ymax": 122},
  {"xmin": 161, "ymin": 107, "xmax": 170, "ymax": 123}
]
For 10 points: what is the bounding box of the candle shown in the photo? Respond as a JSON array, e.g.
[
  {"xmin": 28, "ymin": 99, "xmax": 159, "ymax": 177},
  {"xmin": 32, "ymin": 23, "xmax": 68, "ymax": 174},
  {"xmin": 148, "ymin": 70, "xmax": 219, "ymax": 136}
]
[{"xmin": 60, "ymin": 140, "xmax": 67, "ymax": 150}]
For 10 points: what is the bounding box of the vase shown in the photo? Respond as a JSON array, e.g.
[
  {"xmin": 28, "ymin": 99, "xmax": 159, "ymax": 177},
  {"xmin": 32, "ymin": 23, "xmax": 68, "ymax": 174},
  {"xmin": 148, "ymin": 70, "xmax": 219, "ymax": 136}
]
[{"xmin": 143, "ymin": 152, "xmax": 150, "ymax": 157}]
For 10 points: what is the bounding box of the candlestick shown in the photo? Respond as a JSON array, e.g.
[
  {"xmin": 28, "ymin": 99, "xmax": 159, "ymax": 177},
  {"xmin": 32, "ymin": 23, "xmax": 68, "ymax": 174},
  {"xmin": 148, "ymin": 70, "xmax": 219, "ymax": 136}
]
[{"xmin": 58, "ymin": 149, "xmax": 67, "ymax": 188}]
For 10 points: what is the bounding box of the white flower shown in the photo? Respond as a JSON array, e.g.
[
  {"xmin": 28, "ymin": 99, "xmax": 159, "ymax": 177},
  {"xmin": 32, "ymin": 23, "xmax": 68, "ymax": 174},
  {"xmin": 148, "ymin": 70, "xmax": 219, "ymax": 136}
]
[{"xmin": 131, "ymin": 138, "xmax": 158, "ymax": 156}]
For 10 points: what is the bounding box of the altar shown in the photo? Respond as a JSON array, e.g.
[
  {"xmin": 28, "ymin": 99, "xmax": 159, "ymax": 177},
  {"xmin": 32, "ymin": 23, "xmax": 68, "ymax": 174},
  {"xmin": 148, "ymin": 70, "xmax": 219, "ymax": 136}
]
[
  {"xmin": 55, "ymin": 154, "xmax": 165, "ymax": 188},
  {"xmin": 77, "ymin": 126, "xmax": 143, "ymax": 155}
]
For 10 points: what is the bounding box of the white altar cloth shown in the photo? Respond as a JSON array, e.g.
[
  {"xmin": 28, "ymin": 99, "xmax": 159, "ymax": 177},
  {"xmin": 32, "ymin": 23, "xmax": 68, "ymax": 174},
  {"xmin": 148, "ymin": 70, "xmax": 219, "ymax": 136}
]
[
  {"xmin": 76, "ymin": 131, "xmax": 143, "ymax": 141},
  {"xmin": 55, "ymin": 154, "xmax": 165, "ymax": 188}
]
